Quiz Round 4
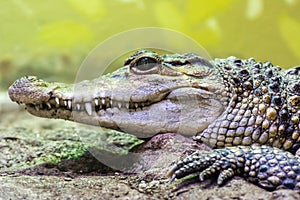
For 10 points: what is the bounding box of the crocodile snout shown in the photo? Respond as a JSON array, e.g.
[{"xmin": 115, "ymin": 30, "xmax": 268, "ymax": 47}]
[{"xmin": 8, "ymin": 76, "xmax": 52, "ymax": 104}]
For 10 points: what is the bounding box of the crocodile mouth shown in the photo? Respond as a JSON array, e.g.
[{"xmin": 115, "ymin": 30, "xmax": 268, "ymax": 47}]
[
  {"xmin": 24, "ymin": 86, "xmax": 211, "ymax": 115},
  {"xmin": 9, "ymin": 76, "xmax": 224, "ymax": 137},
  {"xmin": 24, "ymin": 94, "xmax": 157, "ymax": 114},
  {"xmin": 15, "ymin": 74, "xmax": 215, "ymax": 117},
  {"xmin": 23, "ymin": 88, "xmax": 215, "ymax": 135}
]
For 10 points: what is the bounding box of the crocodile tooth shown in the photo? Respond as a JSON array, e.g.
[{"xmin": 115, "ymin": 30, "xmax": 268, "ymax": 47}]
[
  {"xmin": 94, "ymin": 98, "xmax": 99, "ymax": 106},
  {"xmin": 55, "ymin": 97, "xmax": 60, "ymax": 105},
  {"xmin": 125, "ymin": 103, "xmax": 129, "ymax": 109},
  {"xmin": 85, "ymin": 102, "xmax": 92, "ymax": 115},
  {"xmin": 117, "ymin": 102, "xmax": 122, "ymax": 109},
  {"xmin": 35, "ymin": 105, "xmax": 40, "ymax": 111},
  {"xmin": 46, "ymin": 102, "xmax": 51, "ymax": 109},
  {"xmin": 101, "ymin": 98, "xmax": 105, "ymax": 105},
  {"xmin": 63, "ymin": 100, "xmax": 68, "ymax": 106},
  {"xmin": 68, "ymin": 100, "xmax": 72, "ymax": 109},
  {"xmin": 134, "ymin": 103, "xmax": 138, "ymax": 109},
  {"xmin": 76, "ymin": 103, "xmax": 81, "ymax": 110},
  {"xmin": 110, "ymin": 99, "xmax": 113, "ymax": 106}
]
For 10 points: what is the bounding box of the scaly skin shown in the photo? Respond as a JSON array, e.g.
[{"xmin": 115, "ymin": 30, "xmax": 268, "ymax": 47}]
[{"xmin": 8, "ymin": 50, "xmax": 300, "ymax": 190}]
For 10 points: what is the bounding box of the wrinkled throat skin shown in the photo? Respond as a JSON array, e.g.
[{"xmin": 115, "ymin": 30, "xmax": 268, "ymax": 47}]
[{"xmin": 8, "ymin": 50, "xmax": 227, "ymax": 138}]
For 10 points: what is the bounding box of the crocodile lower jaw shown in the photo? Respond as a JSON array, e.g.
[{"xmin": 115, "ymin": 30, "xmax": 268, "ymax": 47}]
[{"xmin": 23, "ymin": 87, "xmax": 224, "ymax": 137}]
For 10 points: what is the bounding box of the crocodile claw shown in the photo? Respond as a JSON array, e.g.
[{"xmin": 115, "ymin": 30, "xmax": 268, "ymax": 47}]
[{"xmin": 167, "ymin": 145, "xmax": 300, "ymax": 190}]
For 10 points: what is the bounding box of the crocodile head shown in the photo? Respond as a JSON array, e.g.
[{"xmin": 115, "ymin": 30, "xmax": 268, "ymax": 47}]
[{"xmin": 8, "ymin": 50, "xmax": 227, "ymax": 138}]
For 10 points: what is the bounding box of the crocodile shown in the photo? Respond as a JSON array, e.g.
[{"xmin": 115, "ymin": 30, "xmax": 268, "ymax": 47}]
[{"xmin": 8, "ymin": 50, "xmax": 300, "ymax": 190}]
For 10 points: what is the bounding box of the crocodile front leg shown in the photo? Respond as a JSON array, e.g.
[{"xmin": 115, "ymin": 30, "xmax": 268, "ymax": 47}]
[{"xmin": 167, "ymin": 145, "xmax": 300, "ymax": 190}]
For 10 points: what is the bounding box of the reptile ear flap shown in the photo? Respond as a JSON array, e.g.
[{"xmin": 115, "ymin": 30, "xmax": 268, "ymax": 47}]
[{"xmin": 188, "ymin": 56, "xmax": 215, "ymax": 69}]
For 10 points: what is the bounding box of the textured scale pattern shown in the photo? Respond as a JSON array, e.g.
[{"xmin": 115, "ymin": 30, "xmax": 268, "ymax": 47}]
[
  {"xmin": 195, "ymin": 57, "xmax": 300, "ymax": 152},
  {"xmin": 168, "ymin": 146, "xmax": 300, "ymax": 190},
  {"xmin": 169, "ymin": 57, "xmax": 300, "ymax": 190}
]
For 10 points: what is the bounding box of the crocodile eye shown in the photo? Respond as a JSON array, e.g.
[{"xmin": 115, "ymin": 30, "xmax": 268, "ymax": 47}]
[{"xmin": 134, "ymin": 57, "xmax": 158, "ymax": 71}]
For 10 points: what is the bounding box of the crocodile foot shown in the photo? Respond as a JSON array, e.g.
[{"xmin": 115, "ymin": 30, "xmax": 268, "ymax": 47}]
[{"xmin": 167, "ymin": 145, "xmax": 300, "ymax": 190}]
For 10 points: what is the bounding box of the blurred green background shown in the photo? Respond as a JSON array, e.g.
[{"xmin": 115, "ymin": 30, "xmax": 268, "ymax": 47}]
[{"xmin": 1, "ymin": 0, "xmax": 300, "ymax": 90}]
